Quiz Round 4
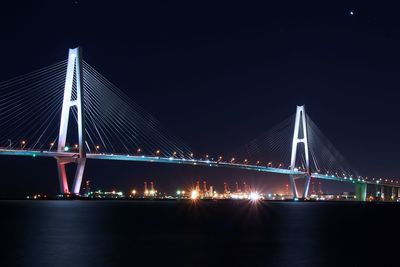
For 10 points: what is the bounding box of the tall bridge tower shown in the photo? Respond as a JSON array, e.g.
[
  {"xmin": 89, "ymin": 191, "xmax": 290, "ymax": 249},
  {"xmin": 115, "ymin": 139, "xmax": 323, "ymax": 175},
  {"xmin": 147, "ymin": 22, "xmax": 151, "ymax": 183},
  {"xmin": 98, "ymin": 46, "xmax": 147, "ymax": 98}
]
[
  {"xmin": 56, "ymin": 47, "xmax": 86, "ymax": 195},
  {"xmin": 289, "ymin": 105, "xmax": 311, "ymax": 199}
]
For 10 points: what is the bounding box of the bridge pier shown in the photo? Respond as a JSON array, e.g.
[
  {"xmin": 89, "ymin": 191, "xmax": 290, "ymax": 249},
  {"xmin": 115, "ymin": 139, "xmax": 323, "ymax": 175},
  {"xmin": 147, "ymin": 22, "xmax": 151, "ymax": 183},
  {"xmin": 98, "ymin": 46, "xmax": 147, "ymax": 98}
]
[
  {"xmin": 355, "ymin": 183, "xmax": 367, "ymax": 202},
  {"xmin": 303, "ymin": 175, "xmax": 311, "ymax": 198},
  {"xmin": 289, "ymin": 175, "xmax": 299, "ymax": 199},
  {"xmin": 57, "ymin": 159, "xmax": 70, "ymax": 194},
  {"xmin": 289, "ymin": 175, "xmax": 311, "ymax": 200},
  {"xmin": 56, "ymin": 157, "xmax": 86, "ymax": 195},
  {"xmin": 72, "ymin": 159, "xmax": 86, "ymax": 194}
]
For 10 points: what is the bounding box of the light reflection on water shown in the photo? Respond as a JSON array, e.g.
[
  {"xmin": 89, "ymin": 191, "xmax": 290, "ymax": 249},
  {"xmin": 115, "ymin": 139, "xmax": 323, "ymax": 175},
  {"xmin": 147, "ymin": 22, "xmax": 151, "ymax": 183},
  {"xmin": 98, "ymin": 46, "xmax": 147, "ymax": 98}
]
[{"xmin": 0, "ymin": 200, "xmax": 398, "ymax": 267}]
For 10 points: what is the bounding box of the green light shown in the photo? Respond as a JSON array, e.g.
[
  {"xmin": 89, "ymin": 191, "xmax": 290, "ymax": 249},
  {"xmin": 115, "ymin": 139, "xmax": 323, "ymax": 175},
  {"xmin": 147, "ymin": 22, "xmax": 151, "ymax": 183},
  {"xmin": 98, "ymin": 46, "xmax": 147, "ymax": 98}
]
[
  {"xmin": 64, "ymin": 146, "xmax": 69, "ymax": 152},
  {"xmin": 176, "ymin": 190, "xmax": 181, "ymax": 195},
  {"xmin": 32, "ymin": 154, "xmax": 36, "ymax": 157}
]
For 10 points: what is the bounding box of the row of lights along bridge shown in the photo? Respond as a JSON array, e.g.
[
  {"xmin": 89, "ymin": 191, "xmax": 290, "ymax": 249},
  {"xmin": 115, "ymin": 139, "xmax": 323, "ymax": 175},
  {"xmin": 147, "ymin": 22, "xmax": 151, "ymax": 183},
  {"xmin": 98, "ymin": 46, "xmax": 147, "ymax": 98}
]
[{"xmin": 10, "ymin": 140, "xmax": 400, "ymax": 186}]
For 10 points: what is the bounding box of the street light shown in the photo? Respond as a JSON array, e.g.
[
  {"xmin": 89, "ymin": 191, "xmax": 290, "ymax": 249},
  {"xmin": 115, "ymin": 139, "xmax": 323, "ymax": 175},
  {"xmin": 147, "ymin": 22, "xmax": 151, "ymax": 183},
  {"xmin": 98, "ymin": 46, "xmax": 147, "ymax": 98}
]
[{"xmin": 21, "ymin": 140, "xmax": 27, "ymax": 149}]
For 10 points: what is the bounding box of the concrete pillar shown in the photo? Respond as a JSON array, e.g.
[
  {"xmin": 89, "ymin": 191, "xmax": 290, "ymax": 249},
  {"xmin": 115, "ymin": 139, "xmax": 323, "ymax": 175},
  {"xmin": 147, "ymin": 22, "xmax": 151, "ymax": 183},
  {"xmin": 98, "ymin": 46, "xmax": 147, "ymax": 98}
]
[
  {"xmin": 355, "ymin": 183, "xmax": 367, "ymax": 202},
  {"xmin": 289, "ymin": 175, "xmax": 298, "ymax": 199}
]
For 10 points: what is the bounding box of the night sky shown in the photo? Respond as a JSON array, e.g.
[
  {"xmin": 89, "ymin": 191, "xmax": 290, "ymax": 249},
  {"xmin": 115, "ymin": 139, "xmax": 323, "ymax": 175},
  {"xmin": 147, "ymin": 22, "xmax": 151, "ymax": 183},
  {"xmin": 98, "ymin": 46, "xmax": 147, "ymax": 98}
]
[{"xmin": 0, "ymin": 1, "xmax": 399, "ymax": 196}]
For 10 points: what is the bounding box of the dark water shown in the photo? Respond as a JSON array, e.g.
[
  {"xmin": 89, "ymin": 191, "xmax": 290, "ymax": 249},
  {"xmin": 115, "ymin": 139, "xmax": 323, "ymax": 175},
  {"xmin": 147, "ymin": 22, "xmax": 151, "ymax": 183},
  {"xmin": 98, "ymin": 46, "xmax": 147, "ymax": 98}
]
[{"xmin": 1, "ymin": 200, "xmax": 399, "ymax": 267}]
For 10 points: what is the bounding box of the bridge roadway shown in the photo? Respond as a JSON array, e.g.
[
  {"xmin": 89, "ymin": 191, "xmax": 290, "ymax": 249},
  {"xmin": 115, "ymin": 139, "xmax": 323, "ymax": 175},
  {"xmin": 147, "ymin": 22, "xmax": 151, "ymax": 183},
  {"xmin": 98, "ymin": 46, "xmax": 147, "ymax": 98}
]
[{"xmin": 0, "ymin": 148, "xmax": 395, "ymax": 188}]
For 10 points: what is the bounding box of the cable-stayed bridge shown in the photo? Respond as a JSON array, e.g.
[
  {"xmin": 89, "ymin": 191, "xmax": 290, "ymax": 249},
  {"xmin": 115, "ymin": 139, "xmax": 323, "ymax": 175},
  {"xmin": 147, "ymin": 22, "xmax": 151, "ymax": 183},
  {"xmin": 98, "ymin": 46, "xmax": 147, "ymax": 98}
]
[{"xmin": 0, "ymin": 47, "xmax": 397, "ymax": 201}]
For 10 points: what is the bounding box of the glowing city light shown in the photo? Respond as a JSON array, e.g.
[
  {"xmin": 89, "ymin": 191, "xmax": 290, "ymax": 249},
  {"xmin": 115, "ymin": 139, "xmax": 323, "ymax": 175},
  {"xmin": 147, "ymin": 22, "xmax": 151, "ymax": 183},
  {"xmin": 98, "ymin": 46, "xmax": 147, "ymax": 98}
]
[
  {"xmin": 191, "ymin": 190, "xmax": 199, "ymax": 200},
  {"xmin": 249, "ymin": 192, "xmax": 261, "ymax": 201}
]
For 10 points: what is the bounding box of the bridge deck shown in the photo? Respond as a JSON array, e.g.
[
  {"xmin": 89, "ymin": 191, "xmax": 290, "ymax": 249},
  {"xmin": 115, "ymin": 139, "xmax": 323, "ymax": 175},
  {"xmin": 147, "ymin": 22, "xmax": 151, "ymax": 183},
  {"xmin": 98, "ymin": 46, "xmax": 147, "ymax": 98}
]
[{"xmin": 0, "ymin": 149, "xmax": 395, "ymax": 187}]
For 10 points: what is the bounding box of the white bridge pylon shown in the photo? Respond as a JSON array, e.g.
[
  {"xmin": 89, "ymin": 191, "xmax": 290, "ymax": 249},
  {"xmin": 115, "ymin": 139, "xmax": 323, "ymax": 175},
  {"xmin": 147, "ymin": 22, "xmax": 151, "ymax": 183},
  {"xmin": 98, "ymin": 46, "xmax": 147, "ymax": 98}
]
[
  {"xmin": 289, "ymin": 105, "xmax": 311, "ymax": 199},
  {"xmin": 56, "ymin": 47, "xmax": 86, "ymax": 195}
]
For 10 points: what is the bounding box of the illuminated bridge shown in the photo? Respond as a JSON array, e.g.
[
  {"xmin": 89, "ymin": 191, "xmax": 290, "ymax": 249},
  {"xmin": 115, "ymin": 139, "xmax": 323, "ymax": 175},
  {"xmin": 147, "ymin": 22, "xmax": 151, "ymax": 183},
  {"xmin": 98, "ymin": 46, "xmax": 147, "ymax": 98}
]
[{"xmin": 0, "ymin": 47, "xmax": 397, "ymax": 201}]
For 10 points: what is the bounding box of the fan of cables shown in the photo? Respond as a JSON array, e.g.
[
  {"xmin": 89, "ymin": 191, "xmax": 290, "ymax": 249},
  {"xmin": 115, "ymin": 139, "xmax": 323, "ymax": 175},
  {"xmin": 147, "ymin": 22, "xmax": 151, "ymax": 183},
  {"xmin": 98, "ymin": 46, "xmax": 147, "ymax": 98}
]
[
  {"xmin": 0, "ymin": 60, "xmax": 67, "ymax": 150},
  {"xmin": 241, "ymin": 113, "xmax": 360, "ymax": 178},
  {"xmin": 0, "ymin": 59, "xmax": 192, "ymax": 159},
  {"xmin": 77, "ymin": 61, "xmax": 192, "ymax": 158}
]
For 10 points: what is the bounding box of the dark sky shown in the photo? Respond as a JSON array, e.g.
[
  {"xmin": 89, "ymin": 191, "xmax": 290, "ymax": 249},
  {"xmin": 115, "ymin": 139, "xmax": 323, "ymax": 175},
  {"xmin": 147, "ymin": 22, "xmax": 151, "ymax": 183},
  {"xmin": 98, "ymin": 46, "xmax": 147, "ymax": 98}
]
[{"xmin": 0, "ymin": 1, "xmax": 399, "ymax": 196}]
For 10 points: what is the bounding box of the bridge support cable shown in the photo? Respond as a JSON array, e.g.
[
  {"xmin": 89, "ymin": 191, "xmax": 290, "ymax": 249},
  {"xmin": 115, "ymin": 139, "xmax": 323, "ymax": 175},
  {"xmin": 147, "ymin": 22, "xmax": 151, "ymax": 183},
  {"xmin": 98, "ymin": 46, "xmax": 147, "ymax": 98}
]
[
  {"xmin": 0, "ymin": 60, "xmax": 67, "ymax": 150},
  {"xmin": 243, "ymin": 115, "xmax": 295, "ymax": 166},
  {"xmin": 57, "ymin": 47, "xmax": 86, "ymax": 195},
  {"xmin": 306, "ymin": 117, "xmax": 359, "ymax": 179},
  {"xmin": 79, "ymin": 60, "xmax": 192, "ymax": 158}
]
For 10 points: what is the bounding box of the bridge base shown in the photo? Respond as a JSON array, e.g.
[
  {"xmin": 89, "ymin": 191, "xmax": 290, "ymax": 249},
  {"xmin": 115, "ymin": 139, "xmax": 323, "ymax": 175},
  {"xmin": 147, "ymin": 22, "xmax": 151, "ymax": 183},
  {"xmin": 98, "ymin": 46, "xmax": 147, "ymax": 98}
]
[
  {"xmin": 355, "ymin": 183, "xmax": 367, "ymax": 202},
  {"xmin": 290, "ymin": 175, "xmax": 311, "ymax": 200},
  {"xmin": 56, "ymin": 157, "xmax": 86, "ymax": 195}
]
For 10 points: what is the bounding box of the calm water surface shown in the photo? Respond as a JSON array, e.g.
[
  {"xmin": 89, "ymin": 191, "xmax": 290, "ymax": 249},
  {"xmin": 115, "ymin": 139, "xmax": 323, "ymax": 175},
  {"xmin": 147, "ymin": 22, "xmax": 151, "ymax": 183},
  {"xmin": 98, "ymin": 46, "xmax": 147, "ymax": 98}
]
[{"xmin": 0, "ymin": 200, "xmax": 399, "ymax": 267}]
